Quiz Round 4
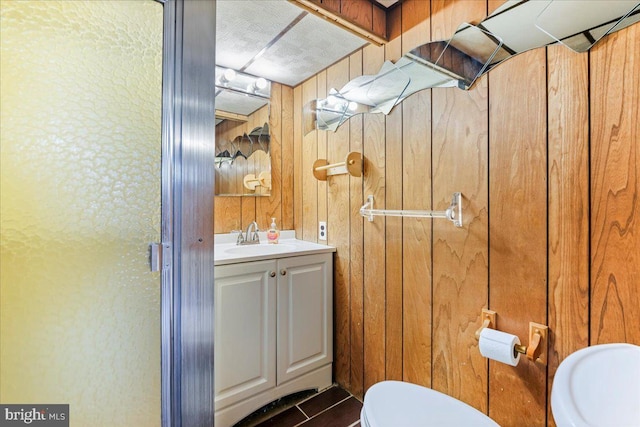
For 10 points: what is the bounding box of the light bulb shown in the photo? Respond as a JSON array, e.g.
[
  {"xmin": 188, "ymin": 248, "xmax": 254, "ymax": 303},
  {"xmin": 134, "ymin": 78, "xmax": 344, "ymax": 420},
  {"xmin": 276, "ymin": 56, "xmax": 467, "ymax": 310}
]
[
  {"xmin": 255, "ymin": 78, "xmax": 267, "ymax": 90},
  {"xmin": 348, "ymin": 101, "xmax": 358, "ymax": 111},
  {"xmin": 223, "ymin": 68, "xmax": 236, "ymax": 82}
]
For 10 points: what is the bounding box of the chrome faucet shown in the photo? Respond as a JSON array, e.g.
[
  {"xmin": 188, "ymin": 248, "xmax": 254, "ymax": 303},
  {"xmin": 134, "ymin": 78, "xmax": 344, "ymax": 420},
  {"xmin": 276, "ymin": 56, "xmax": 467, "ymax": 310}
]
[{"xmin": 236, "ymin": 221, "xmax": 260, "ymax": 245}]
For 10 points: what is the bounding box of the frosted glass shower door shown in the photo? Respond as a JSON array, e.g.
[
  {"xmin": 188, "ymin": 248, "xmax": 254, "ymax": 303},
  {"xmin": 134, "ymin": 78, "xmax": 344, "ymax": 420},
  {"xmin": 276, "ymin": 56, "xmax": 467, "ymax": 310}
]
[{"xmin": 0, "ymin": 1, "xmax": 163, "ymax": 426}]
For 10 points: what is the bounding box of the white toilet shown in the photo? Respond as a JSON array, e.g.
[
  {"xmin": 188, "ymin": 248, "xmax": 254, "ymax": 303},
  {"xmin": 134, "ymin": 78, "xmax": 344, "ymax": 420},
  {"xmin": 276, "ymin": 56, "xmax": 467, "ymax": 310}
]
[
  {"xmin": 551, "ymin": 343, "xmax": 640, "ymax": 427},
  {"xmin": 360, "ymin": 381, "xmax": 499, "ymax": 427}
]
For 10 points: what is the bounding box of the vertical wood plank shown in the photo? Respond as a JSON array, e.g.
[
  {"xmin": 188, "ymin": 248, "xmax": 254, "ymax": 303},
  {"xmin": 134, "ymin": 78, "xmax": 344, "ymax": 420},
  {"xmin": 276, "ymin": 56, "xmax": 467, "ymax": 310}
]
[
  {"xmin": 349, "ymin": 49, "xmax": 366, "ymax": 398},
  {"xmin": 362, "ymin": 43, "xmax": 386, "ymax": 393},
  {"xmin": 241, "ymin": 197, "xmax": 256, "ymax": 229},
  {"xmin": 400, "ymin": 0, "xmax": 430, "ymax": 55},
  {"xmin": 401, "ymin": 0, "xmax": 432, "ymax": 389},
  {"xmin": 317, "ymin": 71, "xmax": 328, "ymax": 242},
  {"xmin": 213, "ymin": 196, "xmax": 241, "ymax": 234},
  {"xmin": 401, "ymin": 89, "xmax": 432, "ymax": 388},
  {"xmin": 372, "ymin": 4, "xmax": 386, "ymax": 39},
  {"xmin": 302, "ymin": 78, "xmax": 319, "ymax": 241},
  {"xmin": 546, "ymin": 44, "xmax": 590, "ymax": 427},
  {"xmin": 340, "ymin": 0, "xmax": 373, "ymax": 32},
  {"xmin": 590, "ymin": 25, "xmax": 640, "ymax": 345},
  {"xmin": 384, "ymin": 31, "xmax": 403, "ymax": 382},
  {"xmin": 488, "ymin": 48, "xmax": 547, "ymax": 427},
  {"xmin": 430, "ymin": 0, "xmax": 489, "ymax": 412},
  {"xmin": 257, "ymin": 83, "xmax": 282, "ymax": 228},
  {"xmin": 293, "ymin": 85, "xmax": 303, "ymax": 238},
  {"xmin": 327, "ymin": 57, "xmax": 352, "ymax": 388},
  {"xmin": 281, "ymin": 85, "xmax": 295, "ymax": 231}
]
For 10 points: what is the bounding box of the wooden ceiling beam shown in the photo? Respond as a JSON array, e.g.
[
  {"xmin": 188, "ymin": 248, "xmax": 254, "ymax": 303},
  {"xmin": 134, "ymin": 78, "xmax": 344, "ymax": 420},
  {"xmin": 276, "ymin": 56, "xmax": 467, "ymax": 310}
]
[{"xmin": 290, "ymin": 0, "xmax": 389, "ymax": 46}]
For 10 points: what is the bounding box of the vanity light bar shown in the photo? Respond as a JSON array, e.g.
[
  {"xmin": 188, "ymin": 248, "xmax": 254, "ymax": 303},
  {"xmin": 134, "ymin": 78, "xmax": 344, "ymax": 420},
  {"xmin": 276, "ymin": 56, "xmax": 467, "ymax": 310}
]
[{"xmin": 215, "ymin": 66, "xmax": 271, "ymax": 99}]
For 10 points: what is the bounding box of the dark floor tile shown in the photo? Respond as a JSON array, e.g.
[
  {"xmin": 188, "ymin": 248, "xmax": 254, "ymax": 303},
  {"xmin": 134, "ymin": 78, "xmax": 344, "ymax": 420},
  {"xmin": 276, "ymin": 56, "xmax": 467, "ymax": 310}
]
[
  {"xmin": 299, "ymin": 386, "xmax": 351, "ymax": 418},
  {"xmin": 299, "ymin": 397, "xmax": 362, "ymax": 427},
  {"xmin": 254, "ymin": 406, "xmax": 307, "ymax": 427}
]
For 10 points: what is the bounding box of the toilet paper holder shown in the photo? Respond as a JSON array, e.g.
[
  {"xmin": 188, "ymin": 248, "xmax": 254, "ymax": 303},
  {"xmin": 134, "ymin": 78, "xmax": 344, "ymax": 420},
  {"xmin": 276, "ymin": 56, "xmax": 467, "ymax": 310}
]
[{"xmin": 475, "ymin": 309, "xmax": 548, "ymax": 365}]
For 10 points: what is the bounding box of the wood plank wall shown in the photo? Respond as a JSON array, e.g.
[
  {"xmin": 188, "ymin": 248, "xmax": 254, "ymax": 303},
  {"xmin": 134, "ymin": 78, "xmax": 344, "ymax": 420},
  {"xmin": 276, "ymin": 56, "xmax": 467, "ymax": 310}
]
[
  {"xmin": 213, "ymin": 2, "xmax": 640, "ymax": 425},
  {"xmin": 287, "ymin": 1, "xmax": 639, "ymax": 427},
  {"xmin": 214, "ymin": 82, "xmax": 294, "ymax": 234}
]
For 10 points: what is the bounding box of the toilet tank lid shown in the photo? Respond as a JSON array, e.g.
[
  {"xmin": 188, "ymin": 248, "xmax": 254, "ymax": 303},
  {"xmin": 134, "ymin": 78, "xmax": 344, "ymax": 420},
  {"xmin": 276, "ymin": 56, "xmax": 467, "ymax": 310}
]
[{"xmin": 363, "ymin": 381, "xmax": 500, "ymax": 427}]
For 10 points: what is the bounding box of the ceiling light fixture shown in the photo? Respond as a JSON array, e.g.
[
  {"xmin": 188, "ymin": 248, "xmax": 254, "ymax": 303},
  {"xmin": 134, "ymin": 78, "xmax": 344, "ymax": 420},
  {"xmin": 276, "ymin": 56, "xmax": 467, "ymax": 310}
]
[{"xmin": 216, "ymin": 66, "xmax": 271, "ymax": 99}]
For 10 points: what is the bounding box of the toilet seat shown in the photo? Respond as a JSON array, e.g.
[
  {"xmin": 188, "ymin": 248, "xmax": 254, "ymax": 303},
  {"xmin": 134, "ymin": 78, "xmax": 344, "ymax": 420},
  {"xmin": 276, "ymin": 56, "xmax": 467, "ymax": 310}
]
[{"xmin": 361, "ymin": 381, "xmax": 499, "ymax": 427}]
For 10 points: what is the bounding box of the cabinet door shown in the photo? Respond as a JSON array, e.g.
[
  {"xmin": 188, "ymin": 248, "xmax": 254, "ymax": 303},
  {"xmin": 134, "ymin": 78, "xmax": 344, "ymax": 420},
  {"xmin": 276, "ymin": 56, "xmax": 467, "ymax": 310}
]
[
  {"xmin": 214, "ymin": 260, "xmax": 277, "ymax": 410},
  {"xmin": 277, "ymin": 254, "xmax": 333, "ymax": 384}
]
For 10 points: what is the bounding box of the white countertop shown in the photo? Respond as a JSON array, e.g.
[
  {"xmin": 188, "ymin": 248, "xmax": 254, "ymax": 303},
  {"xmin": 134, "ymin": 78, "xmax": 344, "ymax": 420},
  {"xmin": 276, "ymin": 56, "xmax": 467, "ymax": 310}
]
[{"xmin": 214, "ymin": 231, "xmax": 336, "ymax": 265}]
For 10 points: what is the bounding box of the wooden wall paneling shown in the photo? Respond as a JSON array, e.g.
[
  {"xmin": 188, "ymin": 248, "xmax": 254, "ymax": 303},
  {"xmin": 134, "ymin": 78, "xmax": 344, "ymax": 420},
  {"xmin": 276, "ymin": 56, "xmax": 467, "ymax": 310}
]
[
  {"xmin": 488, "ymin": 0, "xmax": 503, "ymax": 15},
  {"xmin": 314, "ymin": 0, "xmax": 340, "ymax": 14},
  {"xmin": 401, "ymin": 89, "xmax": 432, "ymax": 388},
  {"xmin": 372, "ymin": 4, "xmax": 386, "ymax": 39},
  {"xmin": 293, "ymin": 85, "xmax": 303, "ymax": 238},
  {"xmin": 326, "ymin": 58, "xmax": 352, "ymax": 387},
  {"xmin": 384, "ymin": 32, "xmax": 403, "ymax": 382},
  {"xmin": 399, "ymin": 0, "xmax": 430, "ymax": 55},
  {"xmin": 386, "ymin": 1, "xmax": 402, "ymax": 42},
  {"xmin": 257, "ymin": 83, "xmax": 282, "ymax": 227},
  {"xmin": 401, "ymin": 0, "xmax": 432, "ymax": 388},
  {"xmin": 317, "ymin": 70, "xmax": 328, "ymax": 242},
  {"xmin": 340, "ymin": 0, "xmax": 373, "ymax": 32},
  {"xmin": 430, "ymin": 0, "xmax": 489, "ymax": 412},
  {"xmin": 362, "ymin": 43, "xmax": 387, "ymax": 392},
  {"xmin": 348, "ymin": 50, "xmax": 366, "ymax": 397},
  {"xmin": 546, "ymin": 44, "xmax": 590, "ymax": 427},
  {"xmin": 590, "ymin": 25, "xmax": 640, "ymax": 345},
  {"xmin": 488, "ymin": 49, "xmax": 548, "ymax": 427},
  {"xmin": 214, "ymin": 196, "xmax": 242, "ymax": 234},
  {"xmin": 302, "ymin": 78, "xmax": 319, "ymax": 241},
  {"xmin": 281, "ymin": 85, "xmax": 295, "ymax": 230},
  {"xmin": 241, "ymin": 196, "xmax": 256, "ymax": 229}
]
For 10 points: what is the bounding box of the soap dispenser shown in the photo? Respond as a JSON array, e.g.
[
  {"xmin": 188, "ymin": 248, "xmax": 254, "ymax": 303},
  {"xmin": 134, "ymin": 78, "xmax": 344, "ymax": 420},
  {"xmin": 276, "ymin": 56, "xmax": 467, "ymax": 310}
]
[{"xmin": 267, "ymin": 217, "xmax": 280, "ymax": 244}]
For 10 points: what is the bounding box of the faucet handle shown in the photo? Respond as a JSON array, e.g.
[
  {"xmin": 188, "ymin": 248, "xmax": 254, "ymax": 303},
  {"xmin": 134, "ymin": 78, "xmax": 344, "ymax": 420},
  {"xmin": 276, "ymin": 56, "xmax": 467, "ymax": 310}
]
[{"xmin": 232, "ymin": 230, "xmax": 245, "ymax": 244}]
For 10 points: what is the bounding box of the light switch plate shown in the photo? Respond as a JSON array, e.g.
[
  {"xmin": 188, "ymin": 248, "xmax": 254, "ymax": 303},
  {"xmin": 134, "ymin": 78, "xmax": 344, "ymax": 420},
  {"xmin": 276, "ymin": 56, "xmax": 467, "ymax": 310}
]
[{"xmin": 319, "ymin": 221, "xmax": 327, "ymax": 241}]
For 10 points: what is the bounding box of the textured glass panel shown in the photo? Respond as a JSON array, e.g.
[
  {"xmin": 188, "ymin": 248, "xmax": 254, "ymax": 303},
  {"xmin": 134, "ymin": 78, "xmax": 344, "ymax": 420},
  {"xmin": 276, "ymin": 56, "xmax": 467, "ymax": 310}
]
[{"xmin": 0, "ymin": 1, "xmax": 162, "ymax": 426}]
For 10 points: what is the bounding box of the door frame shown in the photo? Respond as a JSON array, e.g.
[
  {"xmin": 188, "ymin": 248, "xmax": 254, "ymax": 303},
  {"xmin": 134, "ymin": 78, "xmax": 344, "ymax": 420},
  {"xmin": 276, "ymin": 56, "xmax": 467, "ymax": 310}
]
[{"xmin": 159, "ymin": 1, "xmax": 216, "ymax": 426}]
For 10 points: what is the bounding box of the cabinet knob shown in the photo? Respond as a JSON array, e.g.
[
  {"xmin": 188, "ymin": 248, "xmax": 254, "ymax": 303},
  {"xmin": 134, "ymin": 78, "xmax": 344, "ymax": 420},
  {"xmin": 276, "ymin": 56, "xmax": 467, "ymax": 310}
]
[
  {"xmin": 270, "ymin": 271, "xmax": 276, "ymax": 277},
  {"xmin": 280, "ymin": 269, "xmax": 287, "ymax": 276}
]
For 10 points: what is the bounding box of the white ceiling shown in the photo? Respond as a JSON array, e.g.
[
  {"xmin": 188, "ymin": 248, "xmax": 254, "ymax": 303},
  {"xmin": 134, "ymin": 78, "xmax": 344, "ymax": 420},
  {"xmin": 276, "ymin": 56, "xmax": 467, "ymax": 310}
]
[{"xmin": 216, "ymin": 0, "xmax": 369, "ymax": 87}]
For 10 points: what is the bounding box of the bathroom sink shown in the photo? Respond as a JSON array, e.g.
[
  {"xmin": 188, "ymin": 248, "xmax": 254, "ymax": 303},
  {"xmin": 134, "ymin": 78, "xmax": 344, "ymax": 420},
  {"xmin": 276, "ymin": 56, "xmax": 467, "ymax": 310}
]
[
  {"xmin": 223, "ymin": 244, "xmax": 297, "ymax": 256},
  {"xmin": 551, "ymin": 343, "xmax": 640, "ymax": 427}
]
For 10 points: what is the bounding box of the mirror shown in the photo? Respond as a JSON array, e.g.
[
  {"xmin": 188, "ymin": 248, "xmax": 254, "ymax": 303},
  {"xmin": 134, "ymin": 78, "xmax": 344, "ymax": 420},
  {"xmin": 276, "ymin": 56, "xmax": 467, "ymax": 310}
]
[
  {"xmin": 215, "ymin": 67, "xmax": 272, "ymax": 196},
  {"xmin": 306, "ymin": 0, "xmax": 640, "ymax": 133}
]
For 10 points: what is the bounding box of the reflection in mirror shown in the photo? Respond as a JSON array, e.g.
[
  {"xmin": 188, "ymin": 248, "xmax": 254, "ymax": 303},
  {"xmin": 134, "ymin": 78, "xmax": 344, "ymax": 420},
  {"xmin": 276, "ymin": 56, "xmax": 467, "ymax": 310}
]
[
  {"xmin": 535, "ymin": 1, "xmax": 640, "ymax": 52},
  {"xmin": 305, "ymin": 0, "xmax": 639, "ymax": 134},
  {"xmin": 215, "ymin": 66, "xmax": 272, "ymax": 196},
  {"xmin": 215, "ymin": 104, "xmax": 271, "ymax": 196}
]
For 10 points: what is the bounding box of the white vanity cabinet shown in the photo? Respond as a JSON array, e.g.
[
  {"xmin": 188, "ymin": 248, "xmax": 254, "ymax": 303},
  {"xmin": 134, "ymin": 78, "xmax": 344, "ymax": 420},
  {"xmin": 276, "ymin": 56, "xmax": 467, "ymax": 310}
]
[
  {"xmin": 214, "ymin": 252, "xmax": 333, "ymax": 427},
  {"xmin": 276, "ymin": 254, "xmax": 333, "ymax": 383},
  {"xmin": 214, "ymin": 260, "xmax": 277, "ymax": 411}
]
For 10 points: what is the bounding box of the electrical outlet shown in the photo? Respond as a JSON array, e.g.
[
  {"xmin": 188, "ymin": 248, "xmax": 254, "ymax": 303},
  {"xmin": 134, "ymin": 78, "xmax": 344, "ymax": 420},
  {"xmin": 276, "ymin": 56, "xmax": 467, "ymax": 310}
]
[{"xmin": 319, "ymin": 221, "xmax": 327, "ymax": 241}]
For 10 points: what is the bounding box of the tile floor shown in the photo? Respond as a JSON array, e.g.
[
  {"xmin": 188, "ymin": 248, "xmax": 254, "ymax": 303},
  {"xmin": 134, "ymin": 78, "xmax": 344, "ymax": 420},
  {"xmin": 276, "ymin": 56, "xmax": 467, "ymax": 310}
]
[{"xmin": 234, "ymin": 385, "xmax": 362, "ymax": 427}]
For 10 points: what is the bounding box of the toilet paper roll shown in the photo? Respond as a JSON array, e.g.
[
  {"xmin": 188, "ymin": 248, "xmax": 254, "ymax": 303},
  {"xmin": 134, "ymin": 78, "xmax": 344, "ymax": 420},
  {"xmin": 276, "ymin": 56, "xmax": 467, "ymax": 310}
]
[{"xmin": 479, "ymin": 328, "xmax": 521, "ymax": 366}]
